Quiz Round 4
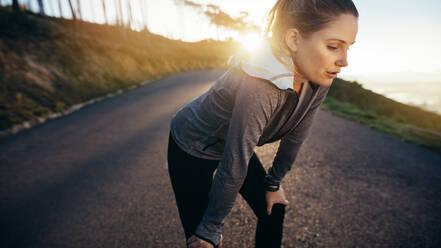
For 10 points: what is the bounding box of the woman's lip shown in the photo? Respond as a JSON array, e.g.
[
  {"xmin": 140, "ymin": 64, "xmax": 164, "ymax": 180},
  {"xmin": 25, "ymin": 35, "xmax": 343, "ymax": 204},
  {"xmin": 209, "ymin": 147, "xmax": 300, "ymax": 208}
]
[{"xmin": 326, "ymin": 71, "xmax": 338, "ymax": 78}]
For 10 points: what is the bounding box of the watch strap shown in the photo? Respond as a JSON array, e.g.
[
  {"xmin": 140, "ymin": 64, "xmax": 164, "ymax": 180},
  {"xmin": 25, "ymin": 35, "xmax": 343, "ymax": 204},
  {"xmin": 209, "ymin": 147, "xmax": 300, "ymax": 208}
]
[{"xmin": 263, "ymin": 174, "xmax": 280, "ymax": 191}]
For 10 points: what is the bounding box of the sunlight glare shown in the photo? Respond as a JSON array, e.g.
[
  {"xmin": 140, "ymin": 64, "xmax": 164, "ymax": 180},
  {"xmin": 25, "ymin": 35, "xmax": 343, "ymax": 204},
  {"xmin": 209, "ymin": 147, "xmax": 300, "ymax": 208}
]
[{"xmin": 239, "ymin": 33, "xmax": 262, "ymax": 51}]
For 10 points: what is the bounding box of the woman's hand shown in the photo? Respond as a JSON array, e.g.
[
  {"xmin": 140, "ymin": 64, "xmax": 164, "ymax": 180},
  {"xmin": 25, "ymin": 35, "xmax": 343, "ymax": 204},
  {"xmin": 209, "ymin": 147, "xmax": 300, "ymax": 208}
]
[
  {"xmin": 265, "ymin": 185, "xmax": 289, "ymax": 215},
  {"xmin": 187, "ymin": 234, "xmax": 223, "ymax": 248},
  {"xmin": 187, "ymin": 234, "xmax": 225, "ymax": 248},
  {"xmin": 187, "ymin": 235, "xmax": 213, "ymax": 248}
]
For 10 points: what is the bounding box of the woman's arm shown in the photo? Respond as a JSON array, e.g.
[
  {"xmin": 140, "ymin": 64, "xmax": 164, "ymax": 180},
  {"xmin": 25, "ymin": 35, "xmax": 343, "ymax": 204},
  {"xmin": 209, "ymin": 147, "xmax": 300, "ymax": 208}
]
[
  {"xmin": 265, "ymin": 86, "xmax": 331, "ymax": 187},
  {"xmin": 193, "ymin": 74, "xmax": 279, "ymax": 246}
]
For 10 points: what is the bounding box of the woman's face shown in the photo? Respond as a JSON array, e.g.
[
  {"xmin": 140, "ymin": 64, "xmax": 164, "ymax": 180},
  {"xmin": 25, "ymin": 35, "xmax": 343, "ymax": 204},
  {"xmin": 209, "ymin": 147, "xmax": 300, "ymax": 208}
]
[{"xmin": 289, "ymin": 13, "xmax": 358, "ymax": 87}]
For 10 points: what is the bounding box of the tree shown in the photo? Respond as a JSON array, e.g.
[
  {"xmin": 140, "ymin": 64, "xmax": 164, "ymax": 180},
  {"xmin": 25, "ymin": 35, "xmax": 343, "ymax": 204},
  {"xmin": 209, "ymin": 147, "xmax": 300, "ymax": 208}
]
[
  {"xmin": 140, "ymin": 0, "xmax": 149, "ymax": 31},
  {"xmin": 12, "ymin": 0, "xmax": 20, "ymax": 12},
  {"xmin": 37, "ymin": 0, "xmax": 45, "ymax": 16},
  {"xmin": 117, "ymin": 0, "xmax": 124, "ymax": 26},
  {"xmin": 76, "ymin": 0, "xmax": 82, "ymax": 20},
  {"xmin": 179, "ymin": 0, "xmax": 260, "ymax": 36},
  {"xmin": 68, "ymin": 0, "xmax": 77, "ymax": 20},
  {"xmin": 58, "ymin": 0, "xmax": 64, "ymax": 18},
  {"xmin": 127, "ymin": 0, "xmax": 133, "ymax": 27},
  {"xmin": 102, "ymin": 0, "xmax": 108, "ymax": 24}
]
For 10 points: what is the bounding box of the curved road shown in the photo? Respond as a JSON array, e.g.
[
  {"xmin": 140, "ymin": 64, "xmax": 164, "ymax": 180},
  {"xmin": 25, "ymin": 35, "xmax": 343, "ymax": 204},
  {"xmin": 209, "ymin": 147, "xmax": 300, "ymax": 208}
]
[{"xmin": 1, "ymin": 70, "xmax": 440, "ymax": 248}]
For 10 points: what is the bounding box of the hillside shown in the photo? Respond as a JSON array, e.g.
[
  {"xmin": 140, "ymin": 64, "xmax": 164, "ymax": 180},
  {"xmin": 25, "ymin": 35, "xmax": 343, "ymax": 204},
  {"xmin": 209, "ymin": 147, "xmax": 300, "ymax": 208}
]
[
  {"xmin": 0, "ymin": 7, "xmax": 440, "ymax": 153},
  {"xmin": 0, "ymin": 7, "xmax": 237, "ymax": 130},
  {"xmin": 323, "ymin": 79, "xmax": 441, "ymax": 152}
]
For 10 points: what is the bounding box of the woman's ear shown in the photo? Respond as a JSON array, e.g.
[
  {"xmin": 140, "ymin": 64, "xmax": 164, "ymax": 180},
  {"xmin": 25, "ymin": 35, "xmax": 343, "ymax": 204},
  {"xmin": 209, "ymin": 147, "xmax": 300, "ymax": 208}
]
[{"xmin": 285, "ymin": 28, "xmax": 300, "ymax": 53}]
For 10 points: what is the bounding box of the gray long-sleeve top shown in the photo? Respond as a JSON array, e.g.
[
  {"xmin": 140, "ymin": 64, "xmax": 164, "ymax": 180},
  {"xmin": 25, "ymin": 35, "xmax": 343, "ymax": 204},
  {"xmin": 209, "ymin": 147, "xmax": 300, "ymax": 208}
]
[{"xmin": 170, "ymin": 43, "xmax": 330, "ymax": 246}]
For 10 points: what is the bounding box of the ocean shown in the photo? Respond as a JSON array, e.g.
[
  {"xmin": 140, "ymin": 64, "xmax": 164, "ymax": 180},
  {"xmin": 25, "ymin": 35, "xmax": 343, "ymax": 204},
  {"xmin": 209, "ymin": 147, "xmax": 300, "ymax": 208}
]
[{"xmin": 360, "ymin": 82, "xmax": 441, "ymax": 116}]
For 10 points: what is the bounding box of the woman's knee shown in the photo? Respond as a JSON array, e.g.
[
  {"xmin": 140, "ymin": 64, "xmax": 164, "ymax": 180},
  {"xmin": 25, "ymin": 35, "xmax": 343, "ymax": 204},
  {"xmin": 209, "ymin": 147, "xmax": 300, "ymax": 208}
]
[
  {"xmin": 269, "ymin": 203, "xmax": 286, "ymax": 216},
  {"xmin": 256, "ymin": 203, "xmax": 286, "ymax": 221}
]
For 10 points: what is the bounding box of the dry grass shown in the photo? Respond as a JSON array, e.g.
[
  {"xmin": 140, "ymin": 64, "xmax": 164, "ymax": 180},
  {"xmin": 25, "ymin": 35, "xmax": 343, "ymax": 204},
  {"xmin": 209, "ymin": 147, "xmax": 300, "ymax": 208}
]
[{"xmin": 0, "ymin": 7, "xmax": 239, "ymax": 130}]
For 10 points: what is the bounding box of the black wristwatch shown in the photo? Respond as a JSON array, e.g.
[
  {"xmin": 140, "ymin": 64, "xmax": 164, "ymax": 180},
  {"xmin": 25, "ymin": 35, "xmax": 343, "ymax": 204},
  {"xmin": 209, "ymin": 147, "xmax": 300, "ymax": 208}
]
[{"xmin": 263, "ymin": 175, "xmax": 280, "ymax": 192}]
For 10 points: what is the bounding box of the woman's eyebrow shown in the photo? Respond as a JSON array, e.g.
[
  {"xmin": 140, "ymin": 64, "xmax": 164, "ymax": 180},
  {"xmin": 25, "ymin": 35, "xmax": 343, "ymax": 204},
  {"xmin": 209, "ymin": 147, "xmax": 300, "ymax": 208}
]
[{"xmin": 326, "ymin": 38, "xmax": 356, "ymax": 45}]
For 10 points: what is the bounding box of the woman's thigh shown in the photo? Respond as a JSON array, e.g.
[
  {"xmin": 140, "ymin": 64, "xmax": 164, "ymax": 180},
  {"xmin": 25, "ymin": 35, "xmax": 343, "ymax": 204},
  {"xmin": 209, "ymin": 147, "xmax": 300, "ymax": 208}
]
[
  {"xmin": 167, "ymin": 132, "xmax": 219, "ymax": 238},
  {"xmin": 238, "ymin": 153, "xmax": 270, "ymax": 219}
]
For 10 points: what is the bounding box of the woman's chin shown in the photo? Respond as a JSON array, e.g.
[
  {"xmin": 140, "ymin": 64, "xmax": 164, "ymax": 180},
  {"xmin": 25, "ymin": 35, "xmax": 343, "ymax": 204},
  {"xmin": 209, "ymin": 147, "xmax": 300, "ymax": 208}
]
[{"xmin": 310, "ymin": 78, "xmax": 334, "ymax": 87}]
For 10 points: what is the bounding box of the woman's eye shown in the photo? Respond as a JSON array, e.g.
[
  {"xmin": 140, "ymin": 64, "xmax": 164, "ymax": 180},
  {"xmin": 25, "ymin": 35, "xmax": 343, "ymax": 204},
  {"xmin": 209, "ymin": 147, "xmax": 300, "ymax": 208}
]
[{"xmin": 327, "ymin": 46, "xmax": 338, "ymax": 50}]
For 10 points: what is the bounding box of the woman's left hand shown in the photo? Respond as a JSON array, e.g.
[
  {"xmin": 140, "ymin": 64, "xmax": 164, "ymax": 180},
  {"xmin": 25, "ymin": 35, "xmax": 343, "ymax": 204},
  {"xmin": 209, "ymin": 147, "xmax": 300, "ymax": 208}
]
[{"xmin": 265, "ymin": 185, "xmax": 289, "ymax": 215}]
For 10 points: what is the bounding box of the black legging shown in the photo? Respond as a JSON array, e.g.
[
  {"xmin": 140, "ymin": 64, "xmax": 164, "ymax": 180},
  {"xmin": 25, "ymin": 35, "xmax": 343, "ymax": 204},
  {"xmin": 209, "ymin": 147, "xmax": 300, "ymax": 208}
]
[{"xmin": 167, "ymin": 131, "xmax": 286, "ymax": 248}]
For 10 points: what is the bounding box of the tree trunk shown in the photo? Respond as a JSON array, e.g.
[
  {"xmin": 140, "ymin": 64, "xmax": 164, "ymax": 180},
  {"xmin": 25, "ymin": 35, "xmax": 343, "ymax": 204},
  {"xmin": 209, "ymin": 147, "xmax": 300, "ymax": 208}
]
[
  {"xmin": 23, "ymin": 1, "xmax": 30, "ymax": 11},
  {"xmin": 102, "ymin": 0, "xmax": 108, "ymax": 24},
  {"xmin": 76, "ymin": 0, "xmax": 82, "ymax": 20},
  {"xmin": 117, "ymin": 0, "xmax": 126, "ymax": 40},
  {"xmin": 37, "ymin": 0, "xmax": 45, "ymax": 16},
  {"xmin": 58, "ymin": 0, "xmax": 63, "ymax": 18},
  {"xmin": 68, "ymin": 0, "xmax": 76, "ymax": 20},
  {"xmin": 113, "ymin": 0, "xmax": 118, "ymax": 25},
  {"xmin": 12, "ymin": 0, "xmax": 20, "ymax": 11},
  {"xmin": 118, "ymin": 0, "xmax": 124, "ymax": 26},
  {"xmin": 140, "ymin": 0, "xmax": 149, "ymax": 31},
  {"xmin": 127, "ymin": 0, "xmax": 133, "ymax": 28}
]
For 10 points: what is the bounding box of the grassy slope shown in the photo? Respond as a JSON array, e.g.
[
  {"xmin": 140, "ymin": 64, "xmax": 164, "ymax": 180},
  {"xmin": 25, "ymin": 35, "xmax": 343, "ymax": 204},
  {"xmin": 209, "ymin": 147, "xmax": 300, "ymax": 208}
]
[
  {"xmin": 323, "ymin": 79, "xmax": 441, "ymax": 153},
  {"xmin": 0, "ymin": 7, "xmax": 440, "ymax": 153},
  {"xmin": 0, "ymin": 7, "xmax": 237, "ymax": 130}
]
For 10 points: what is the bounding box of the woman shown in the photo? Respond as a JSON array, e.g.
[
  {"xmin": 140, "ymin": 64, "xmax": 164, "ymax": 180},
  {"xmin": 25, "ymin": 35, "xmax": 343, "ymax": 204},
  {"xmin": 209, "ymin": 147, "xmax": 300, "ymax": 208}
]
[{"xmin": 167, "ymin": 0, "xmax": 359, "ymax": 247}]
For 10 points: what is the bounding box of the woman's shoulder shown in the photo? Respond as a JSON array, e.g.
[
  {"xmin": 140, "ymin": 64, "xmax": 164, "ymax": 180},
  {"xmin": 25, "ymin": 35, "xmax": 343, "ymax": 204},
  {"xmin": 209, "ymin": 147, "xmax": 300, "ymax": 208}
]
[
  {"xmin": 217, "ymin": 67, "xmax": 283, "ymax": 118},
  {"xmin": 220, "ymin": 67, "xmax": 282, "ymax": 100}
]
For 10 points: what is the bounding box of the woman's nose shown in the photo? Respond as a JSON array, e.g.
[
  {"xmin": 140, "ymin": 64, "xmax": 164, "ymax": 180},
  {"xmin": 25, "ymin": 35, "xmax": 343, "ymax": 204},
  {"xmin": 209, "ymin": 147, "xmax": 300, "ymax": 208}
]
[{"xmin": 336, "ymin": 51, "xmax": 349, "ymax": 67}]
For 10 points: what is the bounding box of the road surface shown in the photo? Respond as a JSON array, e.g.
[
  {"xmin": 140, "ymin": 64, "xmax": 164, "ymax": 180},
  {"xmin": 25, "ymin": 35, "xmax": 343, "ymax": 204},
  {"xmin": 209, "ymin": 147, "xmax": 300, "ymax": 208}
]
[{"xmin": 1, "ymin": 70, "xmax": 440, "ymax": 247}]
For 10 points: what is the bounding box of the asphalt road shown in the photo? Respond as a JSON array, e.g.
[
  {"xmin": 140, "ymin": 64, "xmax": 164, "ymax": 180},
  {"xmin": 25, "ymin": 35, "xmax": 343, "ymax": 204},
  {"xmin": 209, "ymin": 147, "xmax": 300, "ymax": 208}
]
[{"xmin": 1, "ymin": 70, "xmax": 440, "ymax": 248}]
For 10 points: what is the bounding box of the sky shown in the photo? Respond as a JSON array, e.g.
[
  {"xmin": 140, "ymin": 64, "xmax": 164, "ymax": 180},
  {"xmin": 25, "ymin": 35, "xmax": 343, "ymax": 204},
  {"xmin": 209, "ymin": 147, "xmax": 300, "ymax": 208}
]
[
  {"xmin": 9, "ymin": 0, "xmax": 441, "ymax": 114},
  {"xmin": 19, "ymin": 0, "xmax": 441, "ymax": 82},
  {"xmin": 146, "ymin": 0, "xmax": 441, "ymax": 113},
  {"xmin": 175, "ymin": 0, "xmax": 441, "ymax": 85},
  {"xmin": 141, "ymin": 0, "xmax": 441, "ymax": 85}
]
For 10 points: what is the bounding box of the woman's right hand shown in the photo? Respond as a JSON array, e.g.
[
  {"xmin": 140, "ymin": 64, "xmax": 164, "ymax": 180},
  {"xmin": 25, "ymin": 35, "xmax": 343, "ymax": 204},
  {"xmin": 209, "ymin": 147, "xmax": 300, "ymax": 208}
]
[
  {"xmin": 187, "ymin": 234, "xmax": 223, "ymax": 248},
  {"xmin": 265, "ymin": 185, "xmax": 289, "ymax": 215},
  {"xmin": 187, "ymin": 235, "xmax": 213, "ymax": 248}
]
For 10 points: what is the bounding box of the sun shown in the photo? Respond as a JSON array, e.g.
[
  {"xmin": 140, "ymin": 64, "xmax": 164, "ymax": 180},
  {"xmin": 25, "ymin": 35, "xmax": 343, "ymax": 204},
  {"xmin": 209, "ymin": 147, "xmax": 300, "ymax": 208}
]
[{"xmin": 239, "ymin": 33, "xmax": 262, "ymax": 51}]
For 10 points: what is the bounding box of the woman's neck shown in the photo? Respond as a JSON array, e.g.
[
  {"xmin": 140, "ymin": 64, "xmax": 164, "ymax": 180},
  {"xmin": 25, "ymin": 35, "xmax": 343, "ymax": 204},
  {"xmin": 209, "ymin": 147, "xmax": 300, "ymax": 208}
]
[
  {"xmin": 294, "ymin": 81, "xmax": 304, "ymax": 94},
  {"xmin": 293, "ymin": 76, "xmax": 307, "ymax": 94},
  {"xmin": 292, "ymin": 67, "xmax": 307, "ymax": 94}
]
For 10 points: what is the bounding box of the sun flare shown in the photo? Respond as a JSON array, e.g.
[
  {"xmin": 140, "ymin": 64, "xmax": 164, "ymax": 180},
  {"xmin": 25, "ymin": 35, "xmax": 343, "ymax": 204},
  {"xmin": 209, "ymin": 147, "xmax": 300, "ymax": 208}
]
[{"xmin": 239, "ymin": 33, "xmax": 262, "ymax": 51}]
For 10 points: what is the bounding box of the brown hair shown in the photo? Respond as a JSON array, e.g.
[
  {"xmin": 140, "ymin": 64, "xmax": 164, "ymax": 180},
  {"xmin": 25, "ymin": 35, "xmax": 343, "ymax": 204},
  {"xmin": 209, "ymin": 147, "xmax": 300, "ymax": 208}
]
[{"xmin": 264, "ymin": 0, "xmax": 359, "ymax": 70}]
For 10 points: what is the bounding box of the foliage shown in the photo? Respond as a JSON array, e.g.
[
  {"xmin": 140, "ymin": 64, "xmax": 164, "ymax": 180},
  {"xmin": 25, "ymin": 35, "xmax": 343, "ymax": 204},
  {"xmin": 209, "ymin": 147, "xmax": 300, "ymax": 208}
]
[
  {"xmin": 177, "ymin": 0, "xmax": 260, "ymax": 34},
  {"xmin": 1, "ymin": 6, "xmax": 440, "ymax": 154},
  {"xmin": 328, "ymin": 78, "xmax": 441, "ymax": 133},
  {"xmin": 323, "ymin": 80, "xmax": 441, "ymax": 153}
]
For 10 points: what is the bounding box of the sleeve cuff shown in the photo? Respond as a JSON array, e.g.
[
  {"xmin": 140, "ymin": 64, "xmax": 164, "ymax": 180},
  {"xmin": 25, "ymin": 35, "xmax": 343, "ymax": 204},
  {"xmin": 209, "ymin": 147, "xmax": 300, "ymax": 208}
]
[
  {"xmin": 265, "ymin": 167, "xmax": 282, "ymax": 186},
  {"xmin": 193, "ymin": 233, "xmax": 217, "ymax": 248},
  {"xmin": 194, "ymin": 222, "xmax": 222, "ymax": 247}
]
